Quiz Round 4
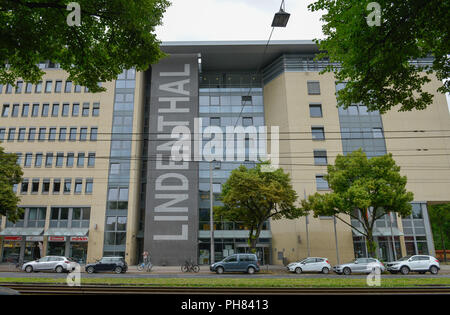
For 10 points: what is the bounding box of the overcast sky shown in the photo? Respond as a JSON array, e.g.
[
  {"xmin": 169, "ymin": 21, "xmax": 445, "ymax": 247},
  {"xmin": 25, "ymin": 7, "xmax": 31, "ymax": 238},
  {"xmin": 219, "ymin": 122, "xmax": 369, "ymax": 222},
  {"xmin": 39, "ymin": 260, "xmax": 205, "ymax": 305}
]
[{"xmin": 155, "ymin": 0, "xmax": 449, "ymax": 111}]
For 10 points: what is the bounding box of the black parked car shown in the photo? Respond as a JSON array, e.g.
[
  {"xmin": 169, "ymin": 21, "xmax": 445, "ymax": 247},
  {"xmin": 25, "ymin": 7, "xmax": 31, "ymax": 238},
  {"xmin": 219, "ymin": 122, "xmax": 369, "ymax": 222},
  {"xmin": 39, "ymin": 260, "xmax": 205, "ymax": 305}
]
[{"xmin": 85, "ymin": 257, "xmax": 128, "ymax": 274}]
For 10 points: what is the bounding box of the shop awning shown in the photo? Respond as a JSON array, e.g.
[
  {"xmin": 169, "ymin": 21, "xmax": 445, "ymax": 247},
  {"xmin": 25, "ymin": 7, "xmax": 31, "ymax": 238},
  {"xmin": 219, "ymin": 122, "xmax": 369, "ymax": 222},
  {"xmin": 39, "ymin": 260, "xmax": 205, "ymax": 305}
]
[
  {"xmin": 0, "ymin": 228, "xmax": 44, "ymax": 236},
  {"xmin": 44, "ymin": 228, "xmax": 89, "ymax": 237}
]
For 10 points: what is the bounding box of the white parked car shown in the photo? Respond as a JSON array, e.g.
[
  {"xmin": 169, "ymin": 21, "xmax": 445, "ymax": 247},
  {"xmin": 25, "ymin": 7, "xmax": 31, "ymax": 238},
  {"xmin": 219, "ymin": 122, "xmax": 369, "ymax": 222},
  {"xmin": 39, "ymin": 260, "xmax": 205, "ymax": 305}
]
[
  {"xmin": 287, "ymin": 257, "xmax": 331, "ymax": 274},
  {"xmin": 333, "ymin": 258, "xmax": 385, "ymax": 275},
  {"xmin": 386, "ymin": 255, "xmax": 440, "ymax": 275},
  {"xmin": 22, "ymin": 256, "xmax": 76, "ymax": 273}
]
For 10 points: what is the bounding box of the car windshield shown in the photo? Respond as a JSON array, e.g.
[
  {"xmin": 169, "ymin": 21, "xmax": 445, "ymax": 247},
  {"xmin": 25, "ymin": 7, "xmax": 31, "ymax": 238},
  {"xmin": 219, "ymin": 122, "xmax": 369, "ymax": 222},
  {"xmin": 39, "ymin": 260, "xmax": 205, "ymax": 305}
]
[
  {"xmin": 298, "ymin": 258, "xmax": 307, "ymax": 263},
  {"xmin": 398, "ymin": 256, "xmax": 411, "ymax": 261}
]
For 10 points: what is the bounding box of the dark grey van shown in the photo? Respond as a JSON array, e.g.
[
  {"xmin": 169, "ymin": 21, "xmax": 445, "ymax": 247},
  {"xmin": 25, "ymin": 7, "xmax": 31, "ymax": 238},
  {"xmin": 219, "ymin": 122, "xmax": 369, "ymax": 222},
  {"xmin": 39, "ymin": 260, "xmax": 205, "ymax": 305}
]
[{"xmin": 210, "ymin": 254, "xmax": 260, "ymax": 274}]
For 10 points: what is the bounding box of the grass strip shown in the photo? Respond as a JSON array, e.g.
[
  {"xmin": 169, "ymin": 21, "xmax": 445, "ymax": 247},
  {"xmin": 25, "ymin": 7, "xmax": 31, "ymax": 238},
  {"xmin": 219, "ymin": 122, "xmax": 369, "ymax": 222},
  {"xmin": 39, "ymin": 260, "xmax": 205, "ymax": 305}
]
[{"xmin": 0, "ymin": 277, "xmax": 449, "ymax": 288}]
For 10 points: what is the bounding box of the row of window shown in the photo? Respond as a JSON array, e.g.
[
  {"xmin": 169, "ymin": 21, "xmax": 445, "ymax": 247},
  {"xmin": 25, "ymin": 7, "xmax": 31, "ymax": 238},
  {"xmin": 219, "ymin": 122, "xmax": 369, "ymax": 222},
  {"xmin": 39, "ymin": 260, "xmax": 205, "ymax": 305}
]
[
  {"xmin": 1, "ymin": 102, "xmax": 100, "ymax": 118},
  {"xmin": 0, "ymin": 80, "xmax": 100, "ymax": 95},
  {"xmin": 16, "ymin": 152, "xmax": 96, "ymax": 168},
  {"xmin": 0, "ymin": 127, "xmax": 98, "ymax": 142},
  {"xmin": 15, "ymin": 178, "xmax": 94, "ymax": 195}
]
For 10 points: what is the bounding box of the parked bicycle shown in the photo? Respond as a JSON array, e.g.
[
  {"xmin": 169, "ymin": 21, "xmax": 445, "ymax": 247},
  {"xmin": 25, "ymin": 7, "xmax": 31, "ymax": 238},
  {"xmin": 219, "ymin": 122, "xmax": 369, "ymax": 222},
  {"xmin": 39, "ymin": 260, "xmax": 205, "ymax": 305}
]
[
  {"xmin": 181, "ymin": 259, "xmax": 200, "ymax": 273},
  {"xmin": 138, "ymin": 260, "xmax": 153, "ymax": 272}
]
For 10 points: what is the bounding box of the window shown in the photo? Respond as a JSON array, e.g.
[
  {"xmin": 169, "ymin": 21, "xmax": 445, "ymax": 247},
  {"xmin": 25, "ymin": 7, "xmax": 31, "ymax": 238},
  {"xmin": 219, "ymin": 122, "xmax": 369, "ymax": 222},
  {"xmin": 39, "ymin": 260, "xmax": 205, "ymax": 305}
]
[
  {"xmin": 38, "ymin": 128, "xmax": 46, "ymax": 141},
  {"xmin": 66, "ymin": 153, "xmax": 74, "ymax": 167},
  {"xmin": 307, "ymin": 81, "xmax": 321, "ymax": 95},
  {"xmin": 88, "ymin": 153, "xmax": 96, "ymax": 167},
  {"xmin": 242, "ymin": 117, "xmax": 253, "ymax": 127},
  {"xmin": 82, "ymin": 103, "xmax": 89, "ymax": 116},
  {"xmin": 373, "ymin": 128, "xmax": 383, "ymax": 138},
  {"xmin": 50, "ymin": 207, "xmax": 69, "ymax": 227},
  {"xmin": 22, "ymin": 104, "xmax": 29, "ymax": 117},
  {"xmin": 28, "ymin": 128, "xmax": 36, "ymax": 141},
  {"xmin": 24, "ymin": 153, "xmax": 33, "ymax": 167},
  {"xmin": 59, "ymin": 128, "xmax": 66, "ymax": 141},
  {"xmin": 27, "ymin": 208, "xmax": 46, "ymax": 227},
  {"xmin": 15, "ymin": 81, "xmax": 23, "ymax": 93},
  {"xmin": 74, "ymin": 179, "xmax": 83, "ymax": 194},
  {"xmin": 15, "ymin": 153, "xmax": 22, "ymax": 165},
  {"xmin": 35, "ymin": 153, "xmax": 42, "ymax": 167},
  {"xmin": 312, "ymin": 127, "xmax": 325, "ymax": 140},
  {"xmin": 0, "ymin": 84, "xmax": 2, "ymax": 93},
  {"xmin": 56, "ymin": 153, "xmax": 64, "ymax": 167},
  {"xmin": 52, "ymin": 103, "xmax": 59, "ymax": 116},
  {"xmin": 5, "ymin": 84, "xmax": 13, "ymax": 94},
  {"xmin": 8, "ymin": 128, "xmax": 16, "ymax": 141},
  {"xmin": 92, "ymin": 103, "xmax": 100, "ymax": 116},
  {"xmin": 85, "ymin": 179, "xmax": 93, "ymax": 194},
  {"xmin": 309, "ymin": 104, "xmax": 322, "ymax": 117},
  {"xmin": 32, "ymin": 104, "xmax": 39, "ymax": 117},
  {"xmin": 12, "ymin": 104, "xmax": 19, "ymax": 117},
  {"xmin": 74, "ymin": 84, "xmax": 81, "ymax": 93},
  {"xmin": 42, "ymin": 103, "xmax": 49, "ymax": 117},
  {"xmin": 48, "ymin": 128, "xmax": 57, "ymax": 141},
  {"xmin": 45, "ymin": 81, "xmax": 52, "ymax": 93},
  {"xmin": 53, "ymin": 179, "xmax": 61, "ymax": 194},
  {"xmin": 35, "ymin": 81, "xmax": 42, "ymax": 93},
  {"xmin": 2, "ymin": 104, "xmax": 9, "ymax": 117},
  {"xmin": 0, "ymin": 128, "xmax": 5, "ymax": 141},
  {"xmin": 210, "ymin": 117, "xmax": 221, "ymax": 126},
  {"xmin": 72, "ymin": 103, "xmax": 79, "ymax": 116},
  {"xmin": 316, "ymin": 175, "xmax": 330, "ymax": 190},
  {"xmin": 90, "ymin": 128, "xmax": 98, "ymax": 141},
  {"xmin": 65, "ymin": 81, "xmax": 72, "ymax": 93},
  {"xmin": 42, "ymin": 179, "xmax": 50, "ymax": 193},
  {"xmin": 54, "ymin": 81, "xmax": 62, "ymax": 93},
  {"xmin": 69, "ymin": 128, "xmax": 77, "ymax": 141},
  {"xmin": 71, "ymin": 207, "xmax": 91, "ymax": 228},
  {"xmin": 62, "ymin": 103, "xmax": 70, "ymax": 116},
  {"xmin": 31, "ymin": 179, "xmax": 40, "ymax": 193},
  {"xmin": 79, "ymin": 128, "xmax": 87, "ymax": 141},
  {"xmin": 18, "ymin": 128, "xmax": 26, "ymax": 141},
  {"xmin": 314, "ymin": 150, "xmax": 328, "ymax": 165},
  {"xmin": 25, "ymin": 83, "xmax": 33, "ymax": 93},
  {"xmin": 45, "ymin": 153, "xmax": 54, "ymax": 167},
  {"xmin": 77, "ymin": 153, "xmax": 85, "ymax": 167},
  {"xmin": 348, "ymin": 105, "xmax": 358, "ymax": 115},
  {"xmin": 21, "ymin": 179, "xmax": 29, "ymax": 194},
  {"xmin": 63, "ymin": 179, "xmax": 72, "ymax": 193},
  {"xmin": 110, "ymin": 163, "xmax": 120, "ymax": 175}
]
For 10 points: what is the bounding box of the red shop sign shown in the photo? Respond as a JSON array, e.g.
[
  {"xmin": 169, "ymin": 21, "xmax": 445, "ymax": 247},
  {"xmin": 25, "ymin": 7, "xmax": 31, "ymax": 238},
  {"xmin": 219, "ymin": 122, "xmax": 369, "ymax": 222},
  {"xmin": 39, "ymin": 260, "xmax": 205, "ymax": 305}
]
[
  {"xmin": 49, "ymin": 236, "xmax": 66, "ymax": 242},
  {"xmin": 70, "ymin": 237, "xmax": 88, "ymax": 242},
  {"xmin": 4, "ymin": 236, "xmax": 23, "ymax": 241}
]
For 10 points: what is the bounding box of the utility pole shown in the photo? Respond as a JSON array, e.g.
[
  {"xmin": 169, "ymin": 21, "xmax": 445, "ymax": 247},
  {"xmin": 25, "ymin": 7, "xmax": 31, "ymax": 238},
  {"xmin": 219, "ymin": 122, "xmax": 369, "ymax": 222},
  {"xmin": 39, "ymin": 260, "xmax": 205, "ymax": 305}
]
[
  {"xmin": 333, "ymin": 216, "xmax": 340, "ymax": 264},
  {"xmin": 209, "ymin": 161, "xmax": 215, "ymax": 264},
  {"xmin": 389, "ymin": 212, "xmax": 397, "ymax": 261}
]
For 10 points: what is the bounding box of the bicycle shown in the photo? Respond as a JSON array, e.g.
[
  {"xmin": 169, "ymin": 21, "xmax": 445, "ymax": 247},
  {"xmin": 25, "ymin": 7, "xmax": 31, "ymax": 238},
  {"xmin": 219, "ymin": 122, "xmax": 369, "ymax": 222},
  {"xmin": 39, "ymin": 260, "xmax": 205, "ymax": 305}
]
[
  {"xmin": 181, "ymin": 259, "xmax": 200, "ymax": 273},
  {"xmin": 137, "ymin": 260, "xmax": 153, "ymax": 272}
]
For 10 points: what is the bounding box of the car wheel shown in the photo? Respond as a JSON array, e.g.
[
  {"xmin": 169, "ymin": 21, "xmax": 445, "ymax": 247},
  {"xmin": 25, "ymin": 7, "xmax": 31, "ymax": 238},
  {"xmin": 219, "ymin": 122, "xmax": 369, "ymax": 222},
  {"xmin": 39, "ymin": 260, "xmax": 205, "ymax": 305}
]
[
  {"xmin": 322, "ymin": 267, "xmax": 330, "ymax": 274},
  {"xmin": 25, "ymin": 265, "xmax": 33, "ymax": 273},
  {"xmin": 114, "ymin": 266, "xmax": 122, "ymax": 274},
  {"xmin": 400, "ymin": 266, "xmax": 410, "ymax": 275},
  {"xmin": 247, "ymin": 267, "xmax": 255, "ymax": 275},
  {"xmin": 86, "ymin": 266, "xmax": 95, "ymax": 274},
  {"xmin": 295, "ymin": 267, "xmax": 302, "ymax": 274},
  {"xmin": 55, "ymin": 266, "xmax": 64, "ymax": 273},
  {"xmin": 430, "ymin": 266, "xmax": 439, "ymax": 275},
  {"xmin": 343, "ymin": 267, "xmax": 351, "ymax": 275},
  {"xmin": 216, "ymin": 266, "xmax": 224, "ymax": 274}
]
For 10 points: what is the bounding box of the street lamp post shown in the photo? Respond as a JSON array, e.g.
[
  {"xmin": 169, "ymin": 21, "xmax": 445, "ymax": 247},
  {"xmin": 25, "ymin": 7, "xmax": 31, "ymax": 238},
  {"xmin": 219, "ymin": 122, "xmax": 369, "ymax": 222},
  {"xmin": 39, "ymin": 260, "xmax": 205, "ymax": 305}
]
[{"xmin": 210, "ymin": 161, "xmax": 215, "ymax": 265}]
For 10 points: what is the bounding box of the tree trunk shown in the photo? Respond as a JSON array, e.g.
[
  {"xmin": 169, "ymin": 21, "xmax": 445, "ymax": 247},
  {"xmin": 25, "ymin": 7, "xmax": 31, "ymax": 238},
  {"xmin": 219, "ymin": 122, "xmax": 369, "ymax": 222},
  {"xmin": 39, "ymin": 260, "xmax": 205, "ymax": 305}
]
[
  {"xmin": 248, "ymin": 224, "xmax": 263, "ymax": 254},
  {"xmin": 366, "ymin": 229, "xmax": 377, "ymax": 259}
]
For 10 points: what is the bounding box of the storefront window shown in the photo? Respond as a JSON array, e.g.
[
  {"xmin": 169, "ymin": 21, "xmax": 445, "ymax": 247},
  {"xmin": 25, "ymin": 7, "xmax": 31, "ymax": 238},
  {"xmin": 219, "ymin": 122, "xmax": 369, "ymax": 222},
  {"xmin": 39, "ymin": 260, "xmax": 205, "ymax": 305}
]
[
  {"xmin": 47, "ymin": 242, "xmax": 66, "ymax": 256},
  {"xmin": 70, "ymin": 242, "xmax": 88, "ymax": 264},
  {"xmin": 1, "ymin": 241, "xmax": 21, "ymax": 263}
]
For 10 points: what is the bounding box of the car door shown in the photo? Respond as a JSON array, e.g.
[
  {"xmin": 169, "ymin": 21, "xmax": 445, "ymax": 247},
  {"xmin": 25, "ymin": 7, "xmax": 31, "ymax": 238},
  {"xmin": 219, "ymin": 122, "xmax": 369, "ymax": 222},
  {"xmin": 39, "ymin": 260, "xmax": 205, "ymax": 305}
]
[
  {"xmin": 35, "ymin": 257, "xmax": 50, "ymax": 270},
  {"xmin": 98, "ymin": 258, "xmax": 112, "ymax": 271},
  {"xmin": 353, "ymin": 259, "xmax": 367, "ymax": 273},
  {"xmin": 418, "ymin": 256, "xmax": 430, "ymax": 270},
  {"xmin": 223, "ymin": 255, "xmax": 239, "ymax": 271},
  {"xmin": 313, "ymin": 258, "xmax": 325, "ymax": 272},
  {"xmin": 302, "ymin": 258, "xmax": 316, "ymax": 271},
  {"xmin": 409, "ymin": 256, "xmax": 421, "ymax": 271}
]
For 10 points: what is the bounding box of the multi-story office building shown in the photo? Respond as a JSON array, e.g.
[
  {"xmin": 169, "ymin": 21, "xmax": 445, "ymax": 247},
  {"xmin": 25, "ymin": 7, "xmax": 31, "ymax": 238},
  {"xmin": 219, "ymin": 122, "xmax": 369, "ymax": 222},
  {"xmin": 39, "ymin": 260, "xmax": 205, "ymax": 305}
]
[{"xmin": 1, "ymin": 41, "xmax": 449, "ymax": 266}]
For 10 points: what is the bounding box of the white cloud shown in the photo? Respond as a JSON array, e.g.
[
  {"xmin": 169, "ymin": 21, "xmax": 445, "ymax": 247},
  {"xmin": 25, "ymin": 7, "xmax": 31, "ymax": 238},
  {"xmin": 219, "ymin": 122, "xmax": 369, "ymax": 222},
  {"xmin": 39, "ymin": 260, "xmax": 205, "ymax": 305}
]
[{"xmin": 155, "ymin": 0, "xmax": 324, "ymax": 41}]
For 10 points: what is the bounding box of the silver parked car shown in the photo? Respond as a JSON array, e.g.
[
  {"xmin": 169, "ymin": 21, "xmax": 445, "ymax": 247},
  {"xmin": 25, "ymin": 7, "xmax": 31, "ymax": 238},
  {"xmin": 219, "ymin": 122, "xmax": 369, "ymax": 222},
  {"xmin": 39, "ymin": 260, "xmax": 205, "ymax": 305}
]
[
  {"xmin": 333, "ymin": 258, "xmax": 385, "ymax": 275},
  {"xmin": 22, "ymin": 256, "xmax": 76, "ymax": 273},
  {"xmin": 386, "ymin": 255, "xmax": 440, "ymax": 275},
  {"xmin": 287, "ymin": 257, "xmax": 331, "ymax": 274}
]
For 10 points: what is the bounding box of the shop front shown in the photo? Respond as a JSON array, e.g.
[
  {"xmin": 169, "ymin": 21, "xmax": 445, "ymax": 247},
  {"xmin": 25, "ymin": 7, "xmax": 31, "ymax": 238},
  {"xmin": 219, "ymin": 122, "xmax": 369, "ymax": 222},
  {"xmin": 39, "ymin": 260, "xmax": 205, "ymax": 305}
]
[
  {"xmin": 0, "ymin": 228, "xmax": 44, "ymax": 263},
  {"xmin": 45, "ymin": 228, "xmax": 89, "ymax": 263}
]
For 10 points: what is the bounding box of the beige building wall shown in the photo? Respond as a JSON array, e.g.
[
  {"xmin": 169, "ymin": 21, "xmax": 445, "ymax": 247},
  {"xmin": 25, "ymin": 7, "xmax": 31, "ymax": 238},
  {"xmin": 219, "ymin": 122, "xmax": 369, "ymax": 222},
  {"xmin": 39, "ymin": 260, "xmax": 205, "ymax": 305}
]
[
  {"xmin": 0, "ymin": 69, "xmax": 115, "ymax": 263},
  {"xmin": 264, "ymin": 72, "xmax": 355, "ymax": 266}
]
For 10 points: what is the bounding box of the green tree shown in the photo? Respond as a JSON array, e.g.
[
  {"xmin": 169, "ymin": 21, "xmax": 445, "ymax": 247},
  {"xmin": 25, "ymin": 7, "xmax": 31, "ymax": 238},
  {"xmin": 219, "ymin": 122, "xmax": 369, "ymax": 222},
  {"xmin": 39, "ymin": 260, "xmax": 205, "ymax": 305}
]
[
  {"xmin": 308, "ymin": 0, "xmax": 449, "ymax": 113},
  {"xmin": 214, "ymin": 162, "xmax": 304, "ymax": 252},
  {"xmin": 428, "ymin": 203, "xmax": 450, "ymax": 262},
  {"xmin": 0, "ymin": 146, "xmax": 24, "ymax": 222},
  {"xmin": 0, "ymin": 0, "xmax": 170, "ymax": 92},
  {"xmin": 301, "ymin": 149, "xmax": 414, "ymax": 258}
]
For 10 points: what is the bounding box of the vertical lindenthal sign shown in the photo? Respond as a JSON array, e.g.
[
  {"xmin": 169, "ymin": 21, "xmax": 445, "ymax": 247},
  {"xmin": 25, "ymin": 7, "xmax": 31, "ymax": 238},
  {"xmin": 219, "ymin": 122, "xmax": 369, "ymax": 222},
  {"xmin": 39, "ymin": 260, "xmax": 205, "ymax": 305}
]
[{"xmin": 145, "ymin": 54, "xmax": 199, "ymax": 265}]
